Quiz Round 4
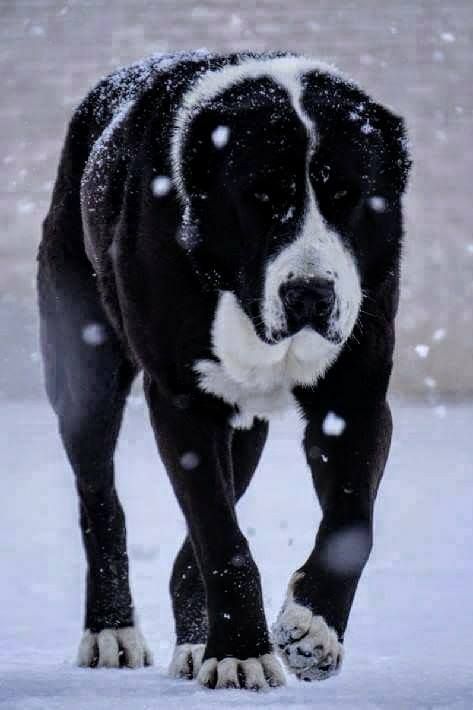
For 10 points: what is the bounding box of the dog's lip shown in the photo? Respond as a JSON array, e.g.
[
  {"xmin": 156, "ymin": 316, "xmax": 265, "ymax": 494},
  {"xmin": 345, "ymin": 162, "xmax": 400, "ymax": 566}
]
[
  {"xmin": 263, "ymin": 329, "xmax": 289, "ymax": 345},
  {"xmin": 267, "ymin": 325, "xmax": 343, "ymax": 345},
  {"xmin": 325, "ymin": 330, "xmax": 343, "ymax": 345}
]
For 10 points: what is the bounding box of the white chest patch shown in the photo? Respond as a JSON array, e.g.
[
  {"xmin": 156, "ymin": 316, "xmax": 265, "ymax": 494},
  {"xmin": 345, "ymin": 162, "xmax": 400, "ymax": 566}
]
[{"xmin": 194, "ymin": 292, "xmax": 341, "ymax": 428}]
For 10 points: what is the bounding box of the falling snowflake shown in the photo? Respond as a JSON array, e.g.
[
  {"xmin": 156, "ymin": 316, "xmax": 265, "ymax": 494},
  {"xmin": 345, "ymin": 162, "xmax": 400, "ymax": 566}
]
[
  {"xmin": 211, "ymin": 125, "xmax": 230, "ymax": 149},
  {"xmin": 179, "ymin": 451, "xmax": 200, "ymax": 470},
  {"xmin": 322, "ymin": 412, "xmax": 346, "ymax": 437},
  {"xmin": 82, "ymin": 322, "xmax": 107, "ymax": 346},
  {"xmin": 432, "ymin": 328, "xmax": 446, "ymax": 342},
  {"xmin": 368, "ymin": 196, "xmax": 387, "ymax": 213},
  {"xmin": 17, "ymin": 200, "xmax": 35, "ymax": 215},
  {"xmin": 230, "ymin": 554, "xmax": 246, "ymax": 568},
  {"xmin": 151, "ymin": 175, "xmax": 172, "ymax": 197},
  {"xmin": 440, "ymin": 31, "xmax": 455, "ymax": 43},
  {"xmin": 414, "ymin": 344, "xmax": 430, "ymax": 359},
  {"xmin": 322, "ymin": 525, "xmax": 370, "ymax": 574},
  {"xmin": 424, "ymin": 377, "xmax": 437, "ymax": 389}
]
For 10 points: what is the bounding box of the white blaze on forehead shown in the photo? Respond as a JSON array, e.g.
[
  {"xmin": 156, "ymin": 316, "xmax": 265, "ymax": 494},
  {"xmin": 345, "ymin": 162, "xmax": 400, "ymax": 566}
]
[{"xmin": 171, "ymin": 55, "xmax": 350, "ymax": 201}]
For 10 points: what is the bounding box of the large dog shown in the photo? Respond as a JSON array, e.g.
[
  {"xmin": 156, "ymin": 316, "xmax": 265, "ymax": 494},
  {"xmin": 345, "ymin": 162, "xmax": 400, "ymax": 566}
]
[{"xmin": 37, "ymin": 50, "xmax": 410, "ymax": 690}]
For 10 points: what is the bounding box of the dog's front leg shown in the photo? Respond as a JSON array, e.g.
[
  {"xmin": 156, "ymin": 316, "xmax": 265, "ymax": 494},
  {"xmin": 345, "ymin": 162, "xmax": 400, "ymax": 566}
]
[
  {"xmin": 145, "ymin": 377, "xmax": 284, "ymax": 690},
  {"xmin": 273, "ymin": 396, "xmax": 392, "ymax": 681}
]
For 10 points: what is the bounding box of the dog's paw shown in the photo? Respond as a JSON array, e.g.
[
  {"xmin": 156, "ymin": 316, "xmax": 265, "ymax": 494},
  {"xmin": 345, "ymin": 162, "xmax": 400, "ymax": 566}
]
[
  {"xmin": 272, "ymin": 601, "xmax": 343, "ymax": 681},
  {"xmin": 197, "ymin": 653, "xmax": 286, "ymax": 690},
  {"xmin": 77, "ymin": 626, "xmax": 153, "ymax": 668},
  {"xmin": 169, "ymin": 643, "xmax": 205, "ymax": 679}
]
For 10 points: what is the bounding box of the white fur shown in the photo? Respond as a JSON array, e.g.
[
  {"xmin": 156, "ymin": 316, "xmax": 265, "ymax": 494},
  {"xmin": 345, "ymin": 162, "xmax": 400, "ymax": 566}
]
[
  {"xmin": 169, "ymin": 643, "xmax": 205, "ymax": 679},
  {"xmin": 77, "ymin": 626, "xmax": 153, "ymax": 668},
  {"xmin": 263, "ymin": 187, "xmax": 362, "ymax": 343},
  {"xmin": 272, "ymin": 574, "xmax": 343, "ymax": 681},
  {"xmin": 197, "ymin": 653, "xmax": 285, "ymax": 690},
  {"xmin": 194, "ymin": 291, "xmax": 341, "ymax": 428},
  {"xmin": 171, "ymin": 55, "xmax": 350, "ymax": 203}
]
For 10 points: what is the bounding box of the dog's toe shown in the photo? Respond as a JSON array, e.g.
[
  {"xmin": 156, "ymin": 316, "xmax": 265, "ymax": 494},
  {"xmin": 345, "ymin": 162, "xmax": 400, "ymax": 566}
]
[
  {"xmin": 77, "ymin": 626, "xmax": 153, "ymax": 668},
  {"xmin": 169, "ymin": 643, "xmax": 206, "ymax": 679},
  {"xmin": 273, "ymin": 601, "xmax": 343, "ymax": 681},
  {"xmin": 197, "ymin": 653, "xmax": 285, "ymax": 690}
]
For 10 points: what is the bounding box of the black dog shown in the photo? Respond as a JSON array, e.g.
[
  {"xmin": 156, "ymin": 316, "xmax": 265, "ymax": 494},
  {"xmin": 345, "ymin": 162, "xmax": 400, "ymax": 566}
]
[{"xmin": 37, "ymin": 50, "xmax": 410, "ymax": 689}]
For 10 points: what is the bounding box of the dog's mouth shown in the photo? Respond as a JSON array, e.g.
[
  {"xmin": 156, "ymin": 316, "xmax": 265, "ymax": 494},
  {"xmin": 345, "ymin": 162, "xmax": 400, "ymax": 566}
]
[{"xmin": 267, "ymin": 323, "xmax": 343, "ymax": 346}]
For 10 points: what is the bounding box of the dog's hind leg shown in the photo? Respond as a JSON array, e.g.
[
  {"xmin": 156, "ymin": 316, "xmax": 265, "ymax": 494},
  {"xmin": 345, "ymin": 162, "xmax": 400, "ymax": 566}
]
[
  {"xmin": 38, "ymin": 233, "xmax": 152, "ymax": 668},
  {"xmin": 166, "ymin": 419, "xmax": 270, "ymax": 681}
]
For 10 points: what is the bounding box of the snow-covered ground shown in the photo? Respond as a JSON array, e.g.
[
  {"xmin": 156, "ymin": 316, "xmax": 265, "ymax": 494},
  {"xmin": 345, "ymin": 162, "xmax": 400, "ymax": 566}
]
[{"xmin": 1, "ymin": 398, "xmax": 472, "ymax": 709}]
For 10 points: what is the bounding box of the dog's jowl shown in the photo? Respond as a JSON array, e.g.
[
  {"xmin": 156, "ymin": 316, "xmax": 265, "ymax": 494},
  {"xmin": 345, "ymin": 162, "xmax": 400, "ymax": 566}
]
[{"xmin": 38, "ymin": 51, "xmax": 410, "ymax": 688}]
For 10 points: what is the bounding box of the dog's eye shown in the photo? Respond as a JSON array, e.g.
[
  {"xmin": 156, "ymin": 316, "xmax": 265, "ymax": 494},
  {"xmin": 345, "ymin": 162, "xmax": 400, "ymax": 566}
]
[{"xmin": 330, "ymin": 186, "xmax": 361, "ymax": 209}]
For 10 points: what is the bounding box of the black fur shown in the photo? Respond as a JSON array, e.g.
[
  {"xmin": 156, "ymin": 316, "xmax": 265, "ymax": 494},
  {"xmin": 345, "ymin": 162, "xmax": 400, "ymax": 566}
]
[{"xmin": 37, "ymin": 50, "xmax": 409, "ymax": 683}]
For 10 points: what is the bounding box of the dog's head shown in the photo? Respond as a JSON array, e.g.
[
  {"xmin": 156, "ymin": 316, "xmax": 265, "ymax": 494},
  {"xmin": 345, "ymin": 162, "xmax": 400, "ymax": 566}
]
[{"xmin": 171, "ymin": 56, "xmax": 410, "ymax": 347}]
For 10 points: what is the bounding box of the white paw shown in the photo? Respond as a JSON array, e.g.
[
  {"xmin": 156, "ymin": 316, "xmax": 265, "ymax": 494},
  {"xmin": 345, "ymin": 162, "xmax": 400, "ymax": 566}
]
[
  {"xmin": 77, "ymin": 626, "xmax": 153, "ymax": 668},
  {"xmin": 273, "ymin": 601, "xmax": 343, "ymax": 681},
  {"xmin": 197, "ymin": 653, "xmax": 286, "ymax": 690},
  {"xmin": 169, "ymin": 643, "xmax": 205, "ymax": 679}
]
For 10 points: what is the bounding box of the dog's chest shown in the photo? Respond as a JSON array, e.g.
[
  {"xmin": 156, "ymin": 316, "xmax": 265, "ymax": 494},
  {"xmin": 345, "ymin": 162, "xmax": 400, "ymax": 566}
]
[{"xmin": 194, "ymin": 292, "xmax": 340, "ymax": 427}]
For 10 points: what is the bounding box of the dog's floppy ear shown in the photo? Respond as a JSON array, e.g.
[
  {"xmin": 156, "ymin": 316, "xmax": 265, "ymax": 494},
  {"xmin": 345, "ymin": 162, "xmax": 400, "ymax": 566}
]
[
  {"xmin": 370, "ymin": 101, "xmax": 411, "ymax": 197},
  {"xmin": 178, "ymin": 106, "xmax": 234, "ymax": 203}
]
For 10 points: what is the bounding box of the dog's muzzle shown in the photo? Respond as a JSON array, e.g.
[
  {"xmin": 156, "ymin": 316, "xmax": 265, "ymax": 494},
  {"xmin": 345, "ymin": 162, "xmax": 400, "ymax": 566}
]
[{"xmin": 278, "ymin": 277, "xmax": 341, "ymax": 343}]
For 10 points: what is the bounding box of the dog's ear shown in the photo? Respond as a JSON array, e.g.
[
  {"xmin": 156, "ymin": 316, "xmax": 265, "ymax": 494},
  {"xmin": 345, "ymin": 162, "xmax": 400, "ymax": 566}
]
[
  {"xmin": 177, "ymin": 106, "xmax": 233, "ymax": 203},
  {"xmin": 369, "ymin": 102, "xmax": 411, "ymax": 197}
]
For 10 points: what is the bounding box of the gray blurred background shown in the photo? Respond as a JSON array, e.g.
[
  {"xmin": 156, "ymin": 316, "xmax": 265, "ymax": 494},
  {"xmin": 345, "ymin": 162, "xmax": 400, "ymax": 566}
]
[{"xmin": 1, "ymin": 0, "xmax": 472, "ymax": 402}]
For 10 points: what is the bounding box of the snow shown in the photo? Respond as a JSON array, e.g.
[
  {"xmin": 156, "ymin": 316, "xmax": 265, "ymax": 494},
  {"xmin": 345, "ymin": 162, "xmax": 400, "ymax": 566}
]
[
  {"xmin": 16, "ymin": 200, "xmax": 35, "ymax": 215},
  {"xmin": 1, "ymin": 399, "xmax": 472, "ymax": 709},
  {"xmin": 179, "ymin": 451, "xmax": 200, "ymax": 471},
  {"xmin": 322, "ymin": 411, "xmax": 346, "ymax": 436},
  {"xmin": 81, "ymin": 322, "xmax": 107, "ymax": 346},
  {"xmin": 211, "ymin": 125, "xmax": 230, "ymax": 149},
  {"xmin": 92, "ymin": 49, "xmax": 212, "ymax": 123},
  {"xmin": 322, "ymin": 525, "xmax": 370, "ymax": 575},
  {"xmin": 432, "ymin": 328, "xmax": 447, "ymax": 343},
  {"xmin": 414, "ymin": 344, "xmax": 430, "ymax": 359},
  {"xmin": 440, "ymin": 32, "xmax": 456, "ymax": 43},
  {"xmin": 433, "ymin": 404, "xmax": 447, "ymax": 418},
  {"xmin": 367, "ymin": 196, "xmax": 387, "ymax": 213},
  {"xmin": 29, "ymin": 25, "xmax": 46, "ymax": 37},
  {"xmin": 424, "ymin": 376, "xmax": 437, "ymax": 389},
  {"xmin": 151, "ymin": 176, "xmax": 172, "ymax": 197}
]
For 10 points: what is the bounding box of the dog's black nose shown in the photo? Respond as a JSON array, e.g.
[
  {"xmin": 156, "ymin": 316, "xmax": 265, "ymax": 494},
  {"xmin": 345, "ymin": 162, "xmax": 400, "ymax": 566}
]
[{"xmin": 279, "ymin": 277, "xmax": 335, "ymax": 331}]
